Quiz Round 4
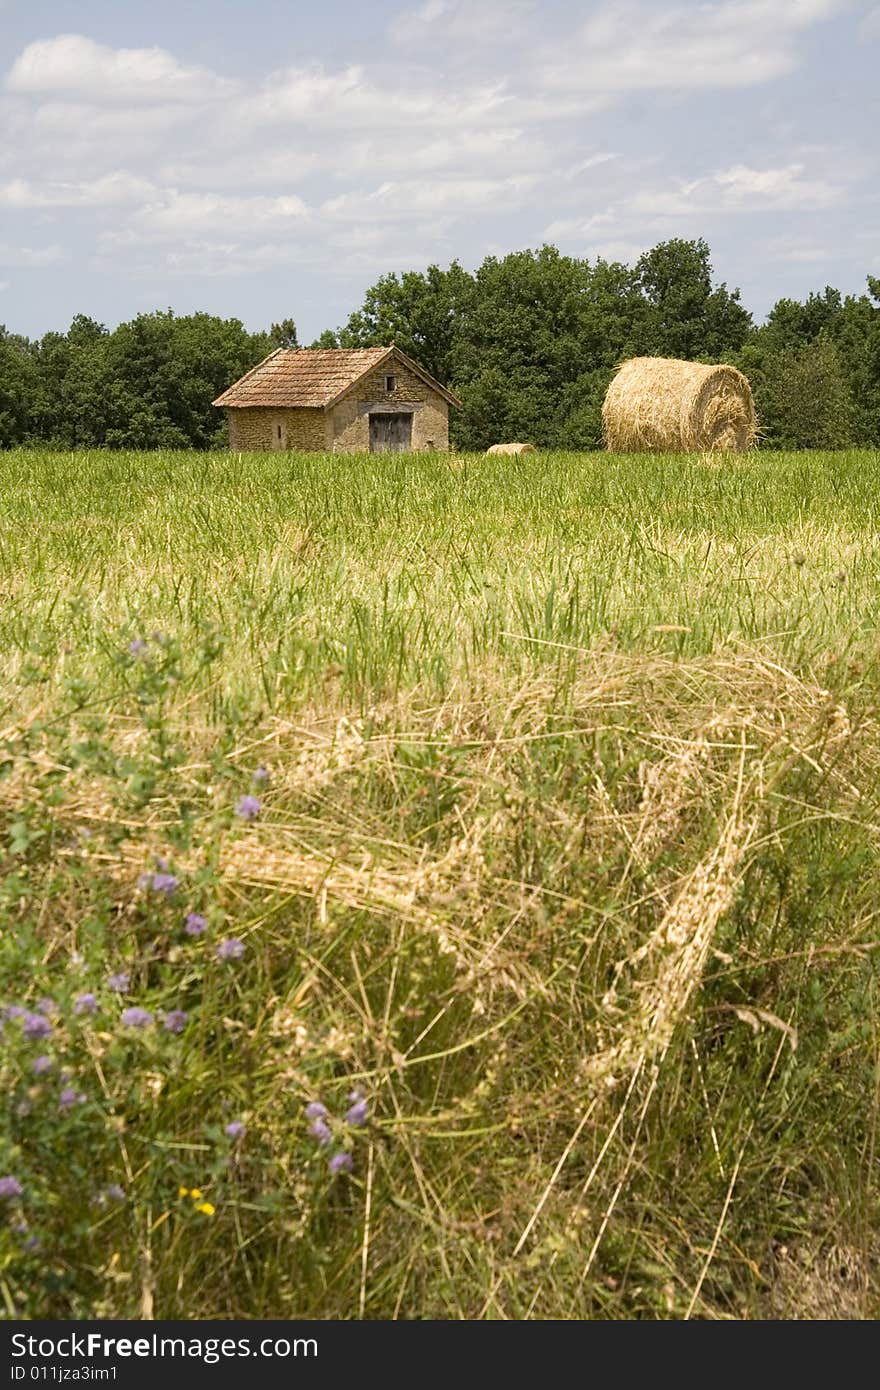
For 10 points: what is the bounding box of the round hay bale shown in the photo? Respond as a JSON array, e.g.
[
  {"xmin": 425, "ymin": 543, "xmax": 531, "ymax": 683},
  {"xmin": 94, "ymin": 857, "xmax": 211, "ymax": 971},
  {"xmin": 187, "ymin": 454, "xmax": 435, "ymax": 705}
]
[
  {"xmin": 601, "ymin": 356, "xmax": 757, "ymax": 453},
  {"xmin": 486, "ymin": 442, "xmax": 536, "ymax": 455}
]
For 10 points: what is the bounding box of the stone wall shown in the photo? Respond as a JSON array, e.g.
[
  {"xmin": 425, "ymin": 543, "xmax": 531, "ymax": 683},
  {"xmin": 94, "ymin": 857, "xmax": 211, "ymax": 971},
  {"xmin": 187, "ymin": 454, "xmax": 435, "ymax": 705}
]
[
  {"xmin": 285, "ymin": 408, "xmax": 331, "ymax": 451},
  {"xmin": 227, "ymin": 408, "xmax": 274, "ymax": 451},
  {"xmin": 223, "ymin": 362, "xmax": 451, "ymax": 453},
  {"xmin": 226, "ymin": 408, "xmax": 330, "ymax": 452},
  {"xmin": 330, "ymin": 362, "xmax": 449, "ymax": 452}
]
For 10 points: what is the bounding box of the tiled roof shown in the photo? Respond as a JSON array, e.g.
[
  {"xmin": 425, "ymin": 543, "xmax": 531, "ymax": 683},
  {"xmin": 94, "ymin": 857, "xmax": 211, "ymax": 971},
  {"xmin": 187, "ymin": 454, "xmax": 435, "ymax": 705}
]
[{"xmin": 213, "ymin": 345, "xmax": 460, "ymax": 409}]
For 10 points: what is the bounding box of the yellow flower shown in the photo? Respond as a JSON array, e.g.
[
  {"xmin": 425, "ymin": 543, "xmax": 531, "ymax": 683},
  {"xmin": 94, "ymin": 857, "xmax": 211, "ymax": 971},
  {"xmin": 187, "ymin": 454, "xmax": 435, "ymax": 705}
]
[
  {"xmin": 195, "ymin": 1202, "xmax": 215, "ymax": 1216},
  {"xmin": 189, "ymin": 1188, "xmax": 203, "ymax": 1200},
  {"xmin": 178, "ymin": 1187, "xmax": 190, "ymax": 1197}
]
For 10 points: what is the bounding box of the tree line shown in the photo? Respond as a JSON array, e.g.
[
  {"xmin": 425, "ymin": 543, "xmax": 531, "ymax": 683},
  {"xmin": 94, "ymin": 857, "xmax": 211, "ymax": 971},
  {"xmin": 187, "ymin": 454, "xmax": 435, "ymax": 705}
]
[{"xmin": 1, "ymin": 238, "xmax": 878, "ymax": 451}]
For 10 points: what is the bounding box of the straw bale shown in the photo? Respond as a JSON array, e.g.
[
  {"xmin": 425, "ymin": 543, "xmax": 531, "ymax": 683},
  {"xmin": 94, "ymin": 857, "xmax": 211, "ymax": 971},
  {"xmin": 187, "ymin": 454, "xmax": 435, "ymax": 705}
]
[{"xmin": 602, "ymin": 356, "xmax": 757, "ymax": 453}]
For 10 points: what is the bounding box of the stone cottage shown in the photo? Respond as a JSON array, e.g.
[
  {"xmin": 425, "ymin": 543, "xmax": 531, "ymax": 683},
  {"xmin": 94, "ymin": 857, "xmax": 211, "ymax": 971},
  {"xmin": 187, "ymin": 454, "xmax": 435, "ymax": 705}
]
[{"xmin": 213, "ymin": 345, "xmax": 460, "ymax": 453}]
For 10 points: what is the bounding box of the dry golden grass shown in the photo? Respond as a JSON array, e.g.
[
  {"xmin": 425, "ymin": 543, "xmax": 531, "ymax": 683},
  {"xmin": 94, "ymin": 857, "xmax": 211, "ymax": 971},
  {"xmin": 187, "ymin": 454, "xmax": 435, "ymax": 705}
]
[{"xmin": 4, "ymin": 447, "xmax": 880, "ymax": 1319}]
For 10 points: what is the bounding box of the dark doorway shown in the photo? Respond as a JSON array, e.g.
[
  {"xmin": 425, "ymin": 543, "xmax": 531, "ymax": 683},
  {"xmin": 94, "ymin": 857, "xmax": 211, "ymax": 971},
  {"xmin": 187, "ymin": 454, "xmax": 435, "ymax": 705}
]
[{"xmin": 369, "ymin": 412, "xmax": 412, "ymax": 453}]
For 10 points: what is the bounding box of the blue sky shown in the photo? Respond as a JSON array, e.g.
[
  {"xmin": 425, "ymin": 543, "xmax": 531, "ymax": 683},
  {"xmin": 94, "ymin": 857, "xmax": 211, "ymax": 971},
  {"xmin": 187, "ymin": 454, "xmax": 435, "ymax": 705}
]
[{"xmin": 0, "ymin": 0, "xmax": 877, "ymax": 340}]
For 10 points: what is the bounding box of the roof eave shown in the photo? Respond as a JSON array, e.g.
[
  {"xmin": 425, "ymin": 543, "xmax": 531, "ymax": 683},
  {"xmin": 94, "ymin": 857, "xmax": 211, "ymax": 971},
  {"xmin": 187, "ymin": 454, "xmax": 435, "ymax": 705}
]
[
  {"xmin": 212, "ymin": 347, "xmax": 285, "ymax": 408},
  {"xmin": 388, "ymin": 344, "xmax": 462, "ymax": 407},
  {"xmin": 325, "ymin": 344, "xmax": 461, "ymax": 410},
  {"xmin": 213, "ymin": 344, "xmax": 462, "ymax": 411},
  {"xmin": 323, "ymin": 346, "xmax": 396, "ymax": 409}
]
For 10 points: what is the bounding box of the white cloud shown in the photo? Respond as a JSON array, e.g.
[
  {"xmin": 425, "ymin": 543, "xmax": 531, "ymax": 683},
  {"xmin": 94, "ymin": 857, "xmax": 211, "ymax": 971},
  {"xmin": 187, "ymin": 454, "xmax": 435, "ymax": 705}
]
[
  {"xmin": 563, "ymin": 154, "xmax": 618, "ymax": 181},
  {"xmin": 321, "ymin": 174, "xmax": 538, "ymax": 221},
  {"xmin": 390, "ymin": 0, "xmax": 535, "ymax": 48},
  {"xmin": 158, "ymin": 149, "xmax": 319, "ymax": 191},
  {"xmin": 0, "ymin": 99, "xmax": 195, "ymax": 185},
  {"xmin": 858, "ymin": 5, "xmax": 880, "ymax": 39},
  {"xmin": 247, "ymin": 62, "xmax": 512, "ymax": 131},
  {"xmin": 631, "ymin": 162, "xmax": 841, "ymax": 214},
  {"xmin": 329, "ymin": 127, "xmax": 545, "ymax": 179},
  {"xmin": 758, "ymin": 234, "xmax": 835, "ymax": 262},
  {"xmin": 538, "ymin": 0, "xmax": 848, "ymax": 92},
  {"xmin": 6, "ymin": 34, "xmax": 235, "ymax": 105},
  {"xmin": 0, "ymin": 280, "xmax": 9, "ymax": 291},
  {"xmin": 583, "ymin": 239, "xmax": 650, "ymax": 265},
  {"xmin": 0, "ymin": 172, "xmax": 158, "ymax": 208},
  {"xmin": 129, "ymin": 190, "xmax": 310, "ymax": 237},
  {"xmin": 544, "ymin": 210, "xmax": 619, "ymax": 239},
  {"xmin": 0, "ymin": 2, "xmax": 867, "ymax": 329},
  {"xmin": 759, "ymin": 226, "xmax": 880, "ymax": 265},
  {"xmin": 92, "ymin": 224, "xmax": 454, "ymax": 280},
  {"xmin": 0, "ymin": 242, "xmax": 66, "ymax": 267},
  {"xmin": 542, "ymin": 207, "xmax": 649, "ymax": 264},
  {"xmin": 105, "ymin": 238, "xmax": 305, "ymax": 278}
]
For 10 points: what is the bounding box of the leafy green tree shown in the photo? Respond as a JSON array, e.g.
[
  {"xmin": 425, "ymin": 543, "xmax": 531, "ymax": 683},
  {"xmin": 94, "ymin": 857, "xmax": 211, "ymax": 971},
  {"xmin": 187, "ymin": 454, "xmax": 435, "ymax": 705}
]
[
  {"xmin": 450, "ymin": 247, "xmax": 590, "ymax": 447},
  {"xmin": 322, "ymin": 239, "xmax": 748, "ymax": 449},
  {"xmin": 336, "ymin": 261, "xmax": 476, "ymax": 385},
  {"xmin": 744, "ymin": 337, "xmax": 855, "ymax": 449},
  {"xmin": 822, "ymin": 279, "xmax": 880, "ymax": 446},
  {"xmin": 750, "ymin": 277, "xmax": 880, "ymax": 447},
  {"xmin": 636, "ymin": 238, "xmax": 753, "ymax": 360},
  {"xmin": 96, "ymin": 311, "xmax": 270, "ymax": 448},
  {"xmin": 760, "ymin": 287, "xmax": 844, "ymax": 351},
  {"xmin": 0, "ymin": 326, "xmax": 36, "ymax": 446},
  {"xmin": 31, "ymin": 316, "xmax": 109, "ymax": 446},
  {"xmin": 270, "ymin": 318, "xmax": 299, "ymax": 349},
  {"xmin": 4, "ymin": 239, "xmax": 879, "ymax": 452}
]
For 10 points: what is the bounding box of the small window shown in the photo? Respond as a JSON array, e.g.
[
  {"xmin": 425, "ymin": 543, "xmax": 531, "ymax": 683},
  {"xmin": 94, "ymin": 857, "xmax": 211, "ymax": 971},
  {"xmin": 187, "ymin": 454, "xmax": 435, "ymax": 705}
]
[
  {"xmin": 385, "ymin": 374, "xmax": 396, "ymax": 393},
  {"xmin": 426, "ymin": 440, "xmax": 435, "ymax": 450},
  {"xmin": 277, "ymin": 424, "xmax": 282, "ymax": 440}
]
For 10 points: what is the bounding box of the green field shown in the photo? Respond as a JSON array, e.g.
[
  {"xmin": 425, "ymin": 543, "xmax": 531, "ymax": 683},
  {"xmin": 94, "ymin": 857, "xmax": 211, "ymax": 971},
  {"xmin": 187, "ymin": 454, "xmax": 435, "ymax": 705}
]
[{"xmin": 2, "ymin": 447, "xmax": 880, "ymax": 1319}]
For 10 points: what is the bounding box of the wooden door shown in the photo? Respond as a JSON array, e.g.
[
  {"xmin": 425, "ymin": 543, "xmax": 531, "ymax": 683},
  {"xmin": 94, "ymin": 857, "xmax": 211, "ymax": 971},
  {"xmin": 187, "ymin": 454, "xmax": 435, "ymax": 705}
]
[{"xmin": 369, "ymin": 412, "xmax": 412, "ymax": 453}]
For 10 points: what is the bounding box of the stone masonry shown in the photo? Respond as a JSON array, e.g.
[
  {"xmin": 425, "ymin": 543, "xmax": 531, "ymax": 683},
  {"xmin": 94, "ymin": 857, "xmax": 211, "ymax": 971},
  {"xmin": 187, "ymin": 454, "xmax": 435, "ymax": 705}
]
[
  {"xmin": 330, "ymin": 361, "xmax": 449, "ymax": 452},
  {"xmin": 216, "ymin": 347, "xmax": 458, "ymax": 453}
]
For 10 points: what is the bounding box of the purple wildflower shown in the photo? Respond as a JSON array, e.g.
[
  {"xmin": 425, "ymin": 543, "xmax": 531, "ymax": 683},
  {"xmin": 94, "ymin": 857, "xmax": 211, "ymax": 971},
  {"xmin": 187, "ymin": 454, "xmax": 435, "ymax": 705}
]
[
  {"xmin": 120, "ymin": 1007, "xmax": 154, "ymax": 1029},
  {"xmin": 128, "ymin": 638, "xmax": 147, "ymax": 657},
  {"xmin": 309, "ymin": 1118, "xmax": 333, "ymax": 1146},
  {"xmin": 23, "ymin": 1012, "xmax": 52, "ymax": 1041},
  {"xmin": 3, "ymin": 1005, "xmax": 26, "ymax": 1020},
  {"xmin": 216, "ymin": 938, "xmax": 245, "ymax": 961},
  {"xmin": 252, "ymin": 766, "xmax": 270, "ymax": 786},
  {"xmin": 73, "ymin": 992, "xmax": 99, "ymax": 1015},
  {"xmin": 163, "ymin": 1009, "xmax": 188, "ymax": 1035},
  {"xmin": 59, "ymin": 1087, "xmax": 86, "ymax": 1109},
  {"xmin": 108, "ymin": 972, "xmax": 130, "ymax": 993},
  {"xmin": 184, "ymin": 912, "xmax": 207, "ymax": 936},
  {"xmin": 151, "ymin": 872, "xmax": 179, "ymax": 896},
  {"xmin": 234, "ymin": 795, "xmax": 262, "ymax": 822},
  {"xmin": 224, "ymin": 1121, "xmax": 246, "ymax": 1140},
  {"xmin": 0, "ymin": 1176, "xmax": 23, "ymax": 1199},
  {"xmin": 105, "ymin": 1184, "xmax": 126, "ymax": 1202},
  {"xmin": 37, "ymin": 997, "xmax": 58, "ymax": 1016},
  {"xmin": 329, "ymin": 1152, "xmax": 353, "ymax": 1176},
  {"xmin": 346, "ymin": 1098, "xmax": 368, "ymax": 1127},
  {"xmin": 305, "ymin": 1101, "xmax": 328, "ymax": 1119},
  {"xmin": 22, "ymin": 1235, "xmax": 41, "ymax": 1253},
  {"xmin": 32, "ymin": 1055, "xmax": 53, "ymax": 1076}
]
